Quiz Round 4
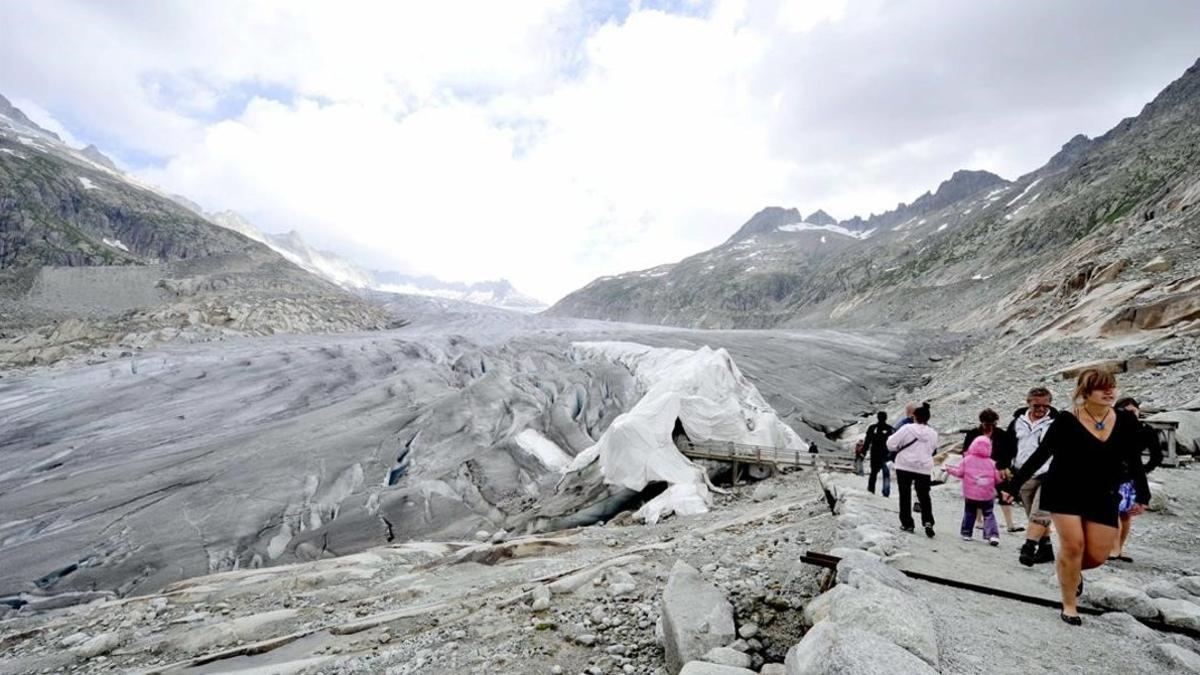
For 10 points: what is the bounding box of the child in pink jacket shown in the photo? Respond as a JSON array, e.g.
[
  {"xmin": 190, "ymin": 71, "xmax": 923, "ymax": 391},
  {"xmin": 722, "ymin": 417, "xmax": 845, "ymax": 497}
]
[{"xmin": 945, "ymin": 435, "xmax": 1004, "ymax": 545}]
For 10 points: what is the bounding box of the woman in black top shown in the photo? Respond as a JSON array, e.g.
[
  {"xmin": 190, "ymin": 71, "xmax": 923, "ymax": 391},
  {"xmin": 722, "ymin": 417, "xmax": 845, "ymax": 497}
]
[{"xmin": 1002, "ymin": 369, "xmax": 1151, "ymax": 626}]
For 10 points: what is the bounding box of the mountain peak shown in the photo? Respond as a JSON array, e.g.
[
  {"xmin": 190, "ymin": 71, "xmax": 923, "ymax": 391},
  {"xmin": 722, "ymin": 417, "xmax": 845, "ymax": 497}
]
[
  {"xmin": 805, "ymin": 209, "xmax": 838, "ymax": 227},
  {"xmin": 81, "ymin": 144, "xmax": 118, "ymax": 171},
  {"xmin": 0, "ymin": 92, "xmax": 62, "ymax": 141},
  {"xmin": 1132, "ymin": 56, "xmax": 1200, "ymax": 121},
  {"xmin": 1045, "ymin": 133, "xmax": 1094, "ymax": 171},
  {"xmin": 726, "ymin": 206, "xmax": 803, "ymax": 242},
  {"xmin": 911, "ymin": 169, "xmax": 1008, "ymax": 212}
]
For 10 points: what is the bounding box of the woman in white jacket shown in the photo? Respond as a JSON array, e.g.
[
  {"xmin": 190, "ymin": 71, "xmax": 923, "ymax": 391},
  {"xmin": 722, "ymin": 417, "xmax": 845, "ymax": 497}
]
[{"xmin": 886, "ymin": 405, "xmax": 939, "ymax": 536}]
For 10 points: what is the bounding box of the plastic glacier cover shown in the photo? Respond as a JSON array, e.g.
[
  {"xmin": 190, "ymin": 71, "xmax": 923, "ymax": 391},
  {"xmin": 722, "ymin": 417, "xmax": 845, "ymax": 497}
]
[{"xmin": 566, "ymin": 341, "xmax": 805, "ymax": 523}]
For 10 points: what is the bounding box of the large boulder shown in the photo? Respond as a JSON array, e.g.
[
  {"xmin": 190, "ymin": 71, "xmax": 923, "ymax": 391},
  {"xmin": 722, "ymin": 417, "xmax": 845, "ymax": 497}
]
[
  {"xmin": 785, "ymin": 622, "xmax": 937, "ymax": 675},
  {"xmin": 1177, "ymin": 577, "xmax": 1200, "ymax": 596},
  {"xmin": 1085, "ymin": 580, "xmax": 1161, "ymax": 619},
  {"xmin": 70, "ymin": 632, "xmax": 122, "ymax": 659},
  {"xmin": 1145, "ymin": 579, "xmax": 1192, "ymax": 600},
  {"xmin": 823, "ymin": 574, "xmax": 940, "ymax": 666},
  {"xmin": 1154, "ymin": 643, "xmax": 1200, "ymax": 673},
  {"xmin": 662, "ymin": 560, "xmax": 737, "ymax": 675},
  {"xmin": 833, "ymin": 549, "xmax": 912, "ymax": 592},
  {"xmin": 702, "ymin": 647, "xmax": 753, "ymax": 669},
  {"xmin": 801, "ymin": 585, "xmax": 849, "ymax": 627},
  {"xmin": 1155, "ymin": 598, "xmax": 1200, "ymax": 631}
]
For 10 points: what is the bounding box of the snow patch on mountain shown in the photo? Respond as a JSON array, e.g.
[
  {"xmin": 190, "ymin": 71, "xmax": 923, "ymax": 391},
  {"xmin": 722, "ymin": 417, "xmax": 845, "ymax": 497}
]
[
  {"xmin": 777, "ymin": 221, "xmax": 874, "ymax": 240},
  {"xmin": 1005, "ymin": 178, "xmax": 1042, "ymax": 206}
]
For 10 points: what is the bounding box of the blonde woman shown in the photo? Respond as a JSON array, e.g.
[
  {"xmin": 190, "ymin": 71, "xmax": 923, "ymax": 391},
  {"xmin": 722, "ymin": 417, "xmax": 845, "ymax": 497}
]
[{"xmin": 1001, "ymin": 369, "xmax": 1151, "ymax": 626}]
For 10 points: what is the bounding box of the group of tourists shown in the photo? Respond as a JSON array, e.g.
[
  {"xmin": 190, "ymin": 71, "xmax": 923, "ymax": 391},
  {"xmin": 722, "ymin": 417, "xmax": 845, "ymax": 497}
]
[{"xmin": 853, "ymin": 368, "xmax": 1162, "ymax": 625}]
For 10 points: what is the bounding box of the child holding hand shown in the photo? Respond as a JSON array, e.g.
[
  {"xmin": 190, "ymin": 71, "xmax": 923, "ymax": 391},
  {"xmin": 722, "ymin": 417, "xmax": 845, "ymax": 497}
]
[{"xmin": 945, "ymin": 435, "xmax": 1004, "ymax": 545}]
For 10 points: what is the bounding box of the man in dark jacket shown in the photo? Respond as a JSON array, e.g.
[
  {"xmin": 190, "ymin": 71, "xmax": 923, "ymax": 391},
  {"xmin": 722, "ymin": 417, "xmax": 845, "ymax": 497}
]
[
  {"xmin": 962, "ymin": 408, "xmax": 1021, "ymax": 533},
  {"xmin": 864, "ymin": 411, "xmax": 894, "ymax": 497},
  {"xmin": 1110, "ymin": 397, "xmax": 1164, "ymax": 562}
]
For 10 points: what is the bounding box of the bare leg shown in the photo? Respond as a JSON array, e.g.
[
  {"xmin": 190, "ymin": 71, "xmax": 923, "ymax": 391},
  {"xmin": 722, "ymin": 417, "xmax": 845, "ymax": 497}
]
[
  {"xmin": 1083, "ymin": 520, "xmax": 1119, "ymax": 569},
  {"xmin": 1028, "ymin": 522, "xmax": 1049, "ymax": 541},
  {"xmin": 1052, "ymin": 514, "xmax": 1085, "ymax": 617},
  {"xmin": 1000, "ymin": 503, "xmax": 1016, "ymax": 530},
  {"xmin": 1111, "ymin": 514, "xmax": 1132, "ymax": 558}
]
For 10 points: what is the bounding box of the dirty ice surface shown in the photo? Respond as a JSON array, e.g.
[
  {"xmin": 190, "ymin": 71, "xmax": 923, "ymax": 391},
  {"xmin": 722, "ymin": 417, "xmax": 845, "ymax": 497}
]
[{"xmin": 0, "ymin": 308, "xmax": 938, "ymax": 602}]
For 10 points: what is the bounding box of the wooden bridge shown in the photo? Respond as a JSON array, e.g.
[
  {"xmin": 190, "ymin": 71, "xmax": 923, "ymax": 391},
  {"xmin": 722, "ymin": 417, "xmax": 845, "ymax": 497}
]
[{"xmin": 677, "ymin": 439, "xmax": 857, "ymax": 482}]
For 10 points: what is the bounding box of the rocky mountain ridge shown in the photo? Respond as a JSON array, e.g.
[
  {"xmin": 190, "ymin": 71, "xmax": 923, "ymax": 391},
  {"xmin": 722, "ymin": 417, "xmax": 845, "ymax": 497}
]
[
  {"xmin": 548, "ymin": 58, "xmax": 1200, "ymax": 345},
  {"xmin": 0, "ymin": 96, "xmax": 396, "ymax": 367}
]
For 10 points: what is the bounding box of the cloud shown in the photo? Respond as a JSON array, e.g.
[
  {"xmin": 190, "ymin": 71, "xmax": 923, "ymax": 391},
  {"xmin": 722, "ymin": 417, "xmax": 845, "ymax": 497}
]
[{"xmin": 3, "ymin": 0, "xmax": 1199, "ymax": 302}]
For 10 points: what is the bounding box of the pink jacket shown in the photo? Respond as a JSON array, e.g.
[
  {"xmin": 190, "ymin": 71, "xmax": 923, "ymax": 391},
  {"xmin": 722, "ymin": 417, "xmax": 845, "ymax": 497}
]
[
  {"xmin": 886, "ymin": 422, "xmax": 939, "ymax": 474},
  {"xmin": 945, "ymin": 436, "xmax": 1003, "ymax": 501}
]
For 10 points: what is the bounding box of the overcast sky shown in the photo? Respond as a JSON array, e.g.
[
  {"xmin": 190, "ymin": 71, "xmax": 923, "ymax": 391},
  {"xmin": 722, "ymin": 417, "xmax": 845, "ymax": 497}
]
[{"xmin": 2, "ymin": 1, "xmax": 1198, "ymax": 303}]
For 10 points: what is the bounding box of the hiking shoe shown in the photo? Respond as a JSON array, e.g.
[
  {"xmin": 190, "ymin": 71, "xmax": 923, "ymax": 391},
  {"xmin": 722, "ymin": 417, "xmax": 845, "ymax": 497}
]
[
  {"xmin": 1034, "ymin": 541, "xmax": 1055, "ymax": 564},
  {"xmin": 1018, "ymin": 541, "xmax": 1037, "ymax": 567},
  {"xmin": 989, "ymin": 537, "xmax": 1000, "ymax": 546},
  {"xmin": 925, "ymin": 526, "xmax": 936, "ymax": 538}
]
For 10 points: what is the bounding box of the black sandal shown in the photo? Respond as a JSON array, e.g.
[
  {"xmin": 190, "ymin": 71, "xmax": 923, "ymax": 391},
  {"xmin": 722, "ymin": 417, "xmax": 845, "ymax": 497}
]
[{"xmin": 1060, "ymin": 612, "xmax": 1082, "ymax": 626}]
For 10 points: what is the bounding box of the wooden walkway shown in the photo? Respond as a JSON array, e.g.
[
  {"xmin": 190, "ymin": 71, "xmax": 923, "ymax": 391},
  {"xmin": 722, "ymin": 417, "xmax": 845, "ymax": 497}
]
[{"xmin": 677, "ymin": 439, "xmax": 857, "ymax": 481}]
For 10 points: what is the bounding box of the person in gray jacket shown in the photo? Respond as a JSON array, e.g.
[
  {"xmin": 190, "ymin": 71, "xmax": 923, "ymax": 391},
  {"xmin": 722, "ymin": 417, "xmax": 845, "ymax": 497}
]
[{"xmin": 1008, "ymin": 386, "xmax": 1058, "ymax": 566}]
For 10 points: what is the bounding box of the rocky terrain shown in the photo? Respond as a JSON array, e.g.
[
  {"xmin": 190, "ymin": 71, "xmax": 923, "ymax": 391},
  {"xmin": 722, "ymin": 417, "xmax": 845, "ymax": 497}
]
[
  {"xmin": 0, "ymin": 96, "xmax": 397, "ymax": 368},
  {"xmin": 2, "ymin": 434, "xmax": 1197, "ymax": 675}
]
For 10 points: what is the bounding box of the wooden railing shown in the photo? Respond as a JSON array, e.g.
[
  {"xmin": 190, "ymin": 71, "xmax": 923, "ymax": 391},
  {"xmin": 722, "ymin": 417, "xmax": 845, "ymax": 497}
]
[{"xmin": 677, "ymin": 440, "xmax": 856, "ymax": 480}]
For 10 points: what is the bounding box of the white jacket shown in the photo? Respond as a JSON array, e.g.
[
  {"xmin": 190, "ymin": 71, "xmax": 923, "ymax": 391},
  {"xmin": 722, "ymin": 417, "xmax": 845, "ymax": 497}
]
[
  {"xmin": 1012, "ymin": 411, "xmax": 1053, "ymax": 477},
  {"xmin": 886, "ymin": 423, "xmax": 939, "ymax": 474}
]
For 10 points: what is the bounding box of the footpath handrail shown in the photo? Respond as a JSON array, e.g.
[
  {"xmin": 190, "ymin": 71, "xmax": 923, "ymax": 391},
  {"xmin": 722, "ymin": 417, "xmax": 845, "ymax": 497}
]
[{"xmin": 678, "ymin": 439, "xmax": 855, "ymax": 468}]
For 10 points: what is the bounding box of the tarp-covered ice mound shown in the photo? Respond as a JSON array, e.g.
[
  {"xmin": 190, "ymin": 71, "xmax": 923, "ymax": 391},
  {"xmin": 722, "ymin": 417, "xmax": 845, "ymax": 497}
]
[{"xmin": 566, "ymin": 341, "xmax": 805, "ymax": 523}]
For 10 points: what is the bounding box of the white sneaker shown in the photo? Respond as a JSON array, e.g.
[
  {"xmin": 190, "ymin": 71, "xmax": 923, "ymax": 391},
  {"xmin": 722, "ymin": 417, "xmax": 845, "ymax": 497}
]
[
  {"xmin": 961, "ymin": 535, "xmax": 972, "ymax": 542},
  {"xmin": 989, "ymin": 537, "xmax": 1000, "ymax": 546}
]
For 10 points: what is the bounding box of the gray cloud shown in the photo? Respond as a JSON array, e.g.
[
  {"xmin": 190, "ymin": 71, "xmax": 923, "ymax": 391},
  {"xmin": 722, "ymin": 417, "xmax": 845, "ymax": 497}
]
[{"xmin": 2, "ymin": 0, "xmax": 1198, "ymax": 300}]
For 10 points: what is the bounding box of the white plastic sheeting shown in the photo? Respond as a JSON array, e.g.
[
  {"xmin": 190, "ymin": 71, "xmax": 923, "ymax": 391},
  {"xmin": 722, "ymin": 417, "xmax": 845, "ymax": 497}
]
[{"xmin": 567, "ymin": 341, "xmax": 805, "ymax": 523}]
